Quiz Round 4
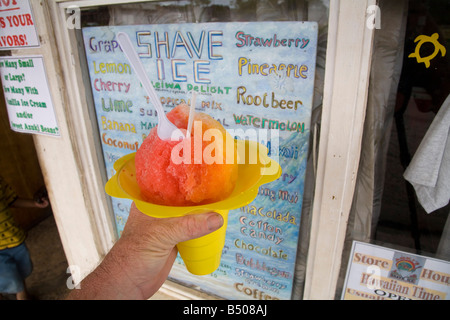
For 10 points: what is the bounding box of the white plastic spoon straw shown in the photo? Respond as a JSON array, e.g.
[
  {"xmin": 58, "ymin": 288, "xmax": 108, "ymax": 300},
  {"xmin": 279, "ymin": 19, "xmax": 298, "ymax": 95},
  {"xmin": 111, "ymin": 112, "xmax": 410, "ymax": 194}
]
[
  {"xmin": 186, "ymin": 92, "xmax": 196, "ymax": 138},
  {"xmin": 116, "ymin": 32, "xmax": 181, "ymax": 140}
]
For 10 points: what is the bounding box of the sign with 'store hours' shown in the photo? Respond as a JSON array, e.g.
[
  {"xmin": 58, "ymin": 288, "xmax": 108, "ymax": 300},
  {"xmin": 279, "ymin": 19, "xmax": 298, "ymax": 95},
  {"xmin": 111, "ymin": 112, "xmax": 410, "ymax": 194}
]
[
  {"xmin": 0, "ymin": 0, "xmax": 39, "ymax": 49},
  {"xmin": 342, "ymin": 241, "xmax": 450, "ymax": 300}
]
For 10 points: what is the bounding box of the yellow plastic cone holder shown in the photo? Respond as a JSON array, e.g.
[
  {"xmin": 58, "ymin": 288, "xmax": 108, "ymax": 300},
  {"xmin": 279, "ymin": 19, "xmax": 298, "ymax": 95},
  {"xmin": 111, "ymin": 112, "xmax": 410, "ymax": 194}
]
[{"xmin": 105, "ymin": 139, "xmax": 281, "ymax": 275}]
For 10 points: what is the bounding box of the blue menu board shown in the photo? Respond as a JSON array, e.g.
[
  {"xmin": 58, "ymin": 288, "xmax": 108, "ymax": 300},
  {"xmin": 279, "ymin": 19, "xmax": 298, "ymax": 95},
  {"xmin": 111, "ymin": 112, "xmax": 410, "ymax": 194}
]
[{"xmin": 82, "ymin": 21, "xmax": 317, "ymax": 300}]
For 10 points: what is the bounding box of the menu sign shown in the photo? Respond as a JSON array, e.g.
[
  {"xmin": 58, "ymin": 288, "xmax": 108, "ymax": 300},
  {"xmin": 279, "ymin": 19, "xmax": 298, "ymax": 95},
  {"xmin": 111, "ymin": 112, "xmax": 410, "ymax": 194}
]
[
  {"xmin": 0, "ymin": 0, "xmax": 39, "ymax": 49},
  {"xmin": 342, "ymin": 241, "xmax": 450, "ymax": 300},
  {"xmin": 0, "ymin": 55, "xmax": 59, "ymax": 136},
  {"xmin": 82, "ymin": 21, "xmax": 317, "ymax": 300}
]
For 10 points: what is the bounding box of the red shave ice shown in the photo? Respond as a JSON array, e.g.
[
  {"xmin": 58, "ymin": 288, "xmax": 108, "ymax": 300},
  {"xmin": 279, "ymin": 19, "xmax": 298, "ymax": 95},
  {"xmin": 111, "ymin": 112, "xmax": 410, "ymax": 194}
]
[{"xmin": 135, "ymin": 104, "xmax": 238, "ymax": 206}]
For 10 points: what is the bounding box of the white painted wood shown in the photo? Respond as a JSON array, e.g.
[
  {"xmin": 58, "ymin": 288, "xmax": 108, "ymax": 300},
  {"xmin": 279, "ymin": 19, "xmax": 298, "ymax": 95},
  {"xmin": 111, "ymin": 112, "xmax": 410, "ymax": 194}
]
[
  {"xmin": 9, "ymin": 0, "xmax": 110, "ymax": 279},
  {"xmin": 57, "ymin": 0, "xmax": 153, "ymax": 8},
  {"xmin": 303, "ymin": 0, "xmax": 376, "ymax": 300},
  {"xmin": 47, "ymin": 0, "xmax": 117, "ymax": 256},
  {"xmin": 152, "ymin": 280, "xmax": 220, "ymax": 300}
]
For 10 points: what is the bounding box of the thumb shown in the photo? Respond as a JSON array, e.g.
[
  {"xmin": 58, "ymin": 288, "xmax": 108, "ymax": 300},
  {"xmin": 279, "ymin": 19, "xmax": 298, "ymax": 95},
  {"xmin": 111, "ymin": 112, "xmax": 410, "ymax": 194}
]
[{"xmin": 163, "ymin": 212, "xmax": 224, "ymax": 246}]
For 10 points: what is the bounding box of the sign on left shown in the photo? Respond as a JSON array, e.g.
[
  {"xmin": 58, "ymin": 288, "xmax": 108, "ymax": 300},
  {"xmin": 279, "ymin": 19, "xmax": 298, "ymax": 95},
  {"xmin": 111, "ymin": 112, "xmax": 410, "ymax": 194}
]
[
  {"xmin": 0, "ymin": 0, "xmax": 39, "ymax": 49},
  {"xmin": 0, "ymin": 55, "xmax": 59, "ymax": 137}
]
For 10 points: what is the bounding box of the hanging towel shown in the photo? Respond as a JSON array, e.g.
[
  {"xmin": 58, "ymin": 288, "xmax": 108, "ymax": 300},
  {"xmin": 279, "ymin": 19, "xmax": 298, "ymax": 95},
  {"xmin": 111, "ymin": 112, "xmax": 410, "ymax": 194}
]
[{"xmin": 404, "ymin": 94, "xmax": 450, "ymax": 213}]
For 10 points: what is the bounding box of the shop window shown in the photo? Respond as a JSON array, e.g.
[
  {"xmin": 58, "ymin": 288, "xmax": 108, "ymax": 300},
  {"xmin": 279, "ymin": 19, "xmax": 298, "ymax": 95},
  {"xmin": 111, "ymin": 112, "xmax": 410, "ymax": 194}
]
[
  {"xmin": 75, "ymin": 0, "xmax": 330, "ymax": 300},
  {"xmin": 339, "ymin": 0, "xmax": 449, "ymax": 300}
]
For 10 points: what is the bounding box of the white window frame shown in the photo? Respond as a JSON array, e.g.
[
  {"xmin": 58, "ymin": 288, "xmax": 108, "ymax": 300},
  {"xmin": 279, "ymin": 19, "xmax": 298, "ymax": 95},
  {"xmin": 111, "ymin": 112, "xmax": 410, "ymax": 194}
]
[{"xmin": 20, "ymin": 0, "xmax": 375, "ymax": 299}]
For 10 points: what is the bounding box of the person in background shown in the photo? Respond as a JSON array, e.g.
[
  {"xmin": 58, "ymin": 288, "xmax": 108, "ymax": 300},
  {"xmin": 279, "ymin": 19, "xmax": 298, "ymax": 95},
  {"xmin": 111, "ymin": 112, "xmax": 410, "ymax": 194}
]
[{"xmin": 0, "ymin": 175, "xmax": 49, "ymax": 300}]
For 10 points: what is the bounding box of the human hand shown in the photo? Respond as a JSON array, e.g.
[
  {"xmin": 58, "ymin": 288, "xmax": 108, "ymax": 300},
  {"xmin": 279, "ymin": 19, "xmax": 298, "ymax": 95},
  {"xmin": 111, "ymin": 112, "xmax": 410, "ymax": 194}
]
[
  {"xmin": 34, "ymin": 197, "xmax": 49, "ymax": 208},
  {"xmin": 33, "ymin": 187, "xmax": 49, "ymax": 208},
  {"xmin": 67, "ymin": 202, "xmax": 224, "ymax": 300}
]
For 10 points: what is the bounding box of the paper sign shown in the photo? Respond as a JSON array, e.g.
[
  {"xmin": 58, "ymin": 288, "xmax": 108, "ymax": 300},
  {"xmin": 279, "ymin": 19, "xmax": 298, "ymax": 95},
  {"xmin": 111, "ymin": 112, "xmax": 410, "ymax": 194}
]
[
  {"xmin": 0, "ymin": 56, "xmax": 59, "ymax": 136},
  {"xmin": 342, "ymin": 241, "xmax": 450, "ymax": 300},
  {"xmin": 0, "ymin": 0, "xmax": 39, "ymax": 49},
  {"xmin": 82, "ymin": 21, "xmax": 317, "ymax": 300}
]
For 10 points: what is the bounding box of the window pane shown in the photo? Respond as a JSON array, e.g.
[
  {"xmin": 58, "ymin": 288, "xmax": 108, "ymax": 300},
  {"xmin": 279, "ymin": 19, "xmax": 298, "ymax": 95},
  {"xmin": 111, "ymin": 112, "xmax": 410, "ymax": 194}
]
[
  {"xmin": 79, "ymin": 0, "xmax": 329, "ymax": 300},
  {"xmin": 339, "ymin": 0, "xmax": 450, "ymax": 300}
]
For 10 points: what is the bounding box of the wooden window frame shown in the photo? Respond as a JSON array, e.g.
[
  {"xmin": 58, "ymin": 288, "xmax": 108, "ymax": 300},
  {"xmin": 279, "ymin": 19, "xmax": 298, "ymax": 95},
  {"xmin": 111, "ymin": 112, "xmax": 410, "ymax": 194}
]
[{"xmin": 19, "ymin": 0, "xmax": 375, "ymax": 299}]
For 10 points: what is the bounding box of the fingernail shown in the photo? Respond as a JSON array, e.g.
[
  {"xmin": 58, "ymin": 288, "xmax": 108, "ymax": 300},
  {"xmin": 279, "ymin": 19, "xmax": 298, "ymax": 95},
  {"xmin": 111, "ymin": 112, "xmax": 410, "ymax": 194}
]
[{"xmin": 207, "ymin": 213, "xmax": 224, "ymax": 231}]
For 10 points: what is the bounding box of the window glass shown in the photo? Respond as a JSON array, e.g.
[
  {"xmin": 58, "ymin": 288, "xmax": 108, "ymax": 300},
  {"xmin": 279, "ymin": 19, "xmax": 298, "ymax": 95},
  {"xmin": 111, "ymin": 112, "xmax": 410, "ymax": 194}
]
[
  {"xmin": 339, "ymin": 0, "xmax": 450, "ymax": 300},
  {"xmin": 79, "ymin": 0, "xmax": 329, "ymax": 300}
]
